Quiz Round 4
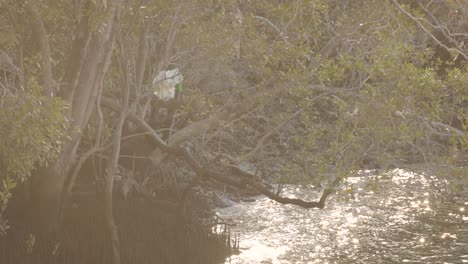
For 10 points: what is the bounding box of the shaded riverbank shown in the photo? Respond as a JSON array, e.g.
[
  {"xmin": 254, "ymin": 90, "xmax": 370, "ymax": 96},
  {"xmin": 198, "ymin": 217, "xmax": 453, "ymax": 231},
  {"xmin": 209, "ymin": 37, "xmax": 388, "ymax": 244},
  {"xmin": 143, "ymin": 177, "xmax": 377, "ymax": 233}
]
[{"xmin": 1, "ymin": 192, "xmax": 230, "ymax": 264}]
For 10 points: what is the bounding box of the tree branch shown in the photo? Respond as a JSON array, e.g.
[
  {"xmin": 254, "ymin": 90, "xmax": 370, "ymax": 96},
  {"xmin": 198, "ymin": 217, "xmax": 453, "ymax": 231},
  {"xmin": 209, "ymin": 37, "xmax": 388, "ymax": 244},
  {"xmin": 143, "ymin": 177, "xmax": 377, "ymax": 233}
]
[
  {"xmin": 168, "ymin": 108, "xmax": 232, "ymax": 146},
  {"xmin": 101, "ymin": 98, "xmax": 339, "ymax": 209},
  {"xmin": 228, "ymin": 163, "xmax": 341, "ymax": 209},
  {"xmin": 390, "ymin": 0, "xmax": 467, "ymax": 60},
  {"xmin": 104, "ymin": 36, "xmax": 127, "ymax": 264},
  {"xmin": 416, "ymin": 1, "xmax": 466, "ymax": 51},
  {"xmin": 243, "ymin": 107, "xmax": 304, "ymax": 161},
  {"xmin": 62, "ymin": 1, "xmax": 91, "ymax": 106},
  {"xmin": 243, "ymin": 91, "xmax": 333, "ymax": 161},
  {"xmin": 394, "ymin": 110, "xmax": 465, "ymax": 137}
]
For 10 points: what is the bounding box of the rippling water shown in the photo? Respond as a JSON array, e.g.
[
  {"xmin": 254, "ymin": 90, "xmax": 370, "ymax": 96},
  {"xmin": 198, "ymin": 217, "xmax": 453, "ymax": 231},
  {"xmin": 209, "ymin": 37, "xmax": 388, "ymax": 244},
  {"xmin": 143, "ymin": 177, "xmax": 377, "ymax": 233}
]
[{"xmin": 217, "ymin": 169, "xmax": 467, "ymax": 264}]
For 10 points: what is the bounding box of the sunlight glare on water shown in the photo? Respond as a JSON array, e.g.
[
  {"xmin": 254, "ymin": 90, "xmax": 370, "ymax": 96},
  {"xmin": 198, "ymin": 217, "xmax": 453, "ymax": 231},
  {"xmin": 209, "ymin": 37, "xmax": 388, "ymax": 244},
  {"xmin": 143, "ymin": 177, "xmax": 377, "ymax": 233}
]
[{"xmin": 218, "ymin": 169, "xmax": 467, "ymax": 264}]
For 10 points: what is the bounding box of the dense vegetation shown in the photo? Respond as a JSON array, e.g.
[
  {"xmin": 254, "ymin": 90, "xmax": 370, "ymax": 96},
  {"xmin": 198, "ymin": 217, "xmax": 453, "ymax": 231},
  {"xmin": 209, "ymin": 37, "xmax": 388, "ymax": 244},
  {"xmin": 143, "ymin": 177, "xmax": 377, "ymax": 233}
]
[{"xmin": 0, "ymin": 0, "xmax": 466, "ymax": 263}]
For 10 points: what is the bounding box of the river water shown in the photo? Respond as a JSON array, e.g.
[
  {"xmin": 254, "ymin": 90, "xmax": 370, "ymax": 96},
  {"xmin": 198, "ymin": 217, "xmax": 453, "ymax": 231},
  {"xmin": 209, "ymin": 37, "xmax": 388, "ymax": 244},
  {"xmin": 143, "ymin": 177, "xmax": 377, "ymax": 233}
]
[{"xmin": 217, "ymin": 169, "xmax": 467, "ymax": 264}]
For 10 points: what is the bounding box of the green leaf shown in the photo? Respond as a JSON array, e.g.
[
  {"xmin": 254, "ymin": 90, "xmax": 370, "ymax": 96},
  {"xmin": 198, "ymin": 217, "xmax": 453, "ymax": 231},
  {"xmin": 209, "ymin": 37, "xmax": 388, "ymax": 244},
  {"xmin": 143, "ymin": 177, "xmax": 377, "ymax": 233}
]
[{"xmin": 178, "ymin": 83, "xmax": 183, "ymax": 93}]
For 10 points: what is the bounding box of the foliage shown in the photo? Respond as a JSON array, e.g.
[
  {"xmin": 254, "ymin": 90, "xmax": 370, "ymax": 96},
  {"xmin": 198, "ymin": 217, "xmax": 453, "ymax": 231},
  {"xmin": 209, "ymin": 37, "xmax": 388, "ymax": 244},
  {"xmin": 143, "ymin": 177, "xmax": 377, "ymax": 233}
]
[
  {"xmin": 169, "ymin": 0, "xmax": 466, "ymax": 186},
  {"xmin": 0, "ymin": 0, "xmax": 466, "ymax": 241},
  {"xmin": 118, "ymin": 0, "xmax": 466, "ymax": 187},
  {"xmin": 0, "ymin": 77, "xmax": 66, "ymax": 235},
  {"xmin": 0, "ymin": 176, "xmax": 16, "ymax": 235},
  {"xmin": 0, "ymin": 79, "xmax": 67, "ymax": 179}
]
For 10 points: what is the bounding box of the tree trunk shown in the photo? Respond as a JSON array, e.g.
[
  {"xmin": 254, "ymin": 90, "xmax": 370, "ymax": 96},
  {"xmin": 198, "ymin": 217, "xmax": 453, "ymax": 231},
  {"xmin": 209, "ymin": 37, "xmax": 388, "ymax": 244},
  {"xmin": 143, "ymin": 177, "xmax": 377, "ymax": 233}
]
[
  {"xmin": 103, "ymin": 39, "xmax": 130, "ymax": 264},
  {"xmin": 30, "ymin": 1, "xmax": 121, "ymax": 235},
  {"xmin": 31, "ymin": 155, "xmax": 70, "ymax": 234}
]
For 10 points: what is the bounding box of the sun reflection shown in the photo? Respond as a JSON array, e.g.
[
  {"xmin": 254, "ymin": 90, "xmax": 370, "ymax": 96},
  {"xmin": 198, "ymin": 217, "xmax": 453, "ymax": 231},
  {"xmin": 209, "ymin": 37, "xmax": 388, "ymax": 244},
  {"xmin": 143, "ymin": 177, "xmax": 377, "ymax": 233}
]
[
  {"xmin": 219, "ymin": 169, "xmax": 466, "ymax": 264},
  {"xmin": 441, "ymin": 233, "xmax": 457, "ymax": 239},
  {"xmin": 230, "ymin": 240, "xmax": 287, "ymax": 264}
]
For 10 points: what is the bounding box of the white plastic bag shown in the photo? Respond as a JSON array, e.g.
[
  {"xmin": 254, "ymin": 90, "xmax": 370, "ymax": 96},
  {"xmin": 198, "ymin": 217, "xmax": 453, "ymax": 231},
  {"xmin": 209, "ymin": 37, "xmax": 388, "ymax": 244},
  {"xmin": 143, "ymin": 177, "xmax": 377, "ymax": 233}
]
[{"xmin": 152, "ymin": 68, "xmax": 183, "ymax": 101}]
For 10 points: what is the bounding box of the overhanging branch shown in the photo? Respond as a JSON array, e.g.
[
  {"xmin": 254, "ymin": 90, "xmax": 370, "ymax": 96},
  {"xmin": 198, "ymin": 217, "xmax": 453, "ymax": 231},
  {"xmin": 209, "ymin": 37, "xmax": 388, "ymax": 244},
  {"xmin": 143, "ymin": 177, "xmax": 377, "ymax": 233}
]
[{"xmin": 101, "ymin": 98, "xmax": 340, "ymax": 209}]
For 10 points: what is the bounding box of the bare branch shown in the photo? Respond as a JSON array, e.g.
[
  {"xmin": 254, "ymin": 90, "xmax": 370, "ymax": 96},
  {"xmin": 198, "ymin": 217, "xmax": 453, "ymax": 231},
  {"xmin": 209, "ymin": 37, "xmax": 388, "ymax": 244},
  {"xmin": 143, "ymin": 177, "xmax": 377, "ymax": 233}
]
[
  {"xmin": 101, "ymin": 97, "xmax": 169, "ymax": 148},
  {"xmin": 390, "ymin": 0, "xmax": 467, "ymax": 60},
  {"xmin": 416, "ymin": 1, "xmax": 466, "ymax": 52},
  {"xmin": 135, "ymin": 25, "xmax": 148, "ymax": 97},
  {"xmin": 168, "ymin": 108, "xmax": 232, "ymax": 146}
]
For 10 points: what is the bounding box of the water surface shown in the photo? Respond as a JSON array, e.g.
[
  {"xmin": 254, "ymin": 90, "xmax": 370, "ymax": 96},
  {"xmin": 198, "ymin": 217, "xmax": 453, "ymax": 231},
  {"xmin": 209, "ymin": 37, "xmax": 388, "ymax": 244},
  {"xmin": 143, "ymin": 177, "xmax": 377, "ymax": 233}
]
[{"xmin": 217, "ymin": 169, "xmax": 467, "ymax": 263}]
